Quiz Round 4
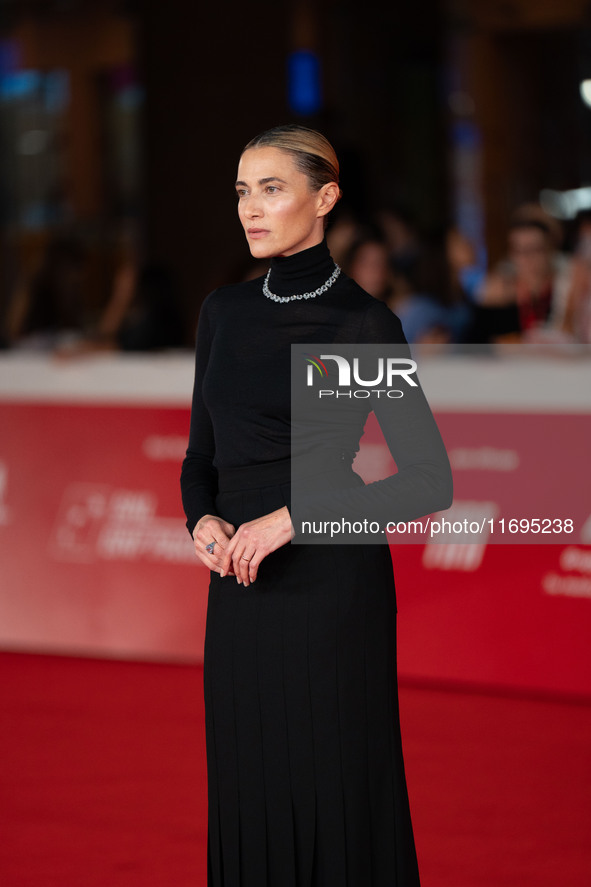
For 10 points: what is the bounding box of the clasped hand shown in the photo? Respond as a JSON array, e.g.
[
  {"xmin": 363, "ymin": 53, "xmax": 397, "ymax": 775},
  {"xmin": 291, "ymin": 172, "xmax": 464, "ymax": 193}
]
[{"xmin": 192, "ymin": 506, "xmax": 294, "ymax": 586}]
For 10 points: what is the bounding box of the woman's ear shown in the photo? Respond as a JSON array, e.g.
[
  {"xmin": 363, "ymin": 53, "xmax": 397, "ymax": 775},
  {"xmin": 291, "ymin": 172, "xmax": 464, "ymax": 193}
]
[{"xmin": 317, "ymin": 182, "xmax": 340, "ymax": 218}]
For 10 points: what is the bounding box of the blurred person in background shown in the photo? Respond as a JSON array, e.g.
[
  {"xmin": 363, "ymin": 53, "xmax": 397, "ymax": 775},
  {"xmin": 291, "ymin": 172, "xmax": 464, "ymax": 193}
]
[
  {"xmin": 325, "ymin": 203, "xmax": 360, "ymax": 265},
  {"xmin": 5, "ymin": 234, "xmax": 87, "ymax": 350},
  {"xmin": 375, "ymin": 207, "xmax": 422, "ymax": 279},
  {"xmin": 342, "ymin": 233, "xmax": 395, "ymax": 301},
  {"xmin": 477, "ymin": 207, "xmax": 572, "ymax": 341},
  {"xmin": 54, "ymin": 248, "xmax": 185, "ymax": 355},
  {"xmin": 446, "ymin": 225, "xmax": 486, "ymax": 304},
  {"xmin": 92, "ymin": 260, "xmax": 185, "ymax": 352},
  {"xmin": 561, "ymin": 210, "xmax": 591, "ymax": 343},
  {"xmin": 387, "ymin": 226, "xmax": 475, "ymax": 344}
]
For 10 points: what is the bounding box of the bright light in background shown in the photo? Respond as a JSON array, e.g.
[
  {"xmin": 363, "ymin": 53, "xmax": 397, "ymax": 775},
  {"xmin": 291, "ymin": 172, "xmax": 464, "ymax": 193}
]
[
  {"xmin": 580, "ymin": 79, "xmax": 591, "ymax": 107},
  {"xmin": 540, "ymin": 186, "xmax": 591, "ymax": 219},
  {"xmin": 540, "ymin": 80, "xmax": 591, "ymax": 219}
]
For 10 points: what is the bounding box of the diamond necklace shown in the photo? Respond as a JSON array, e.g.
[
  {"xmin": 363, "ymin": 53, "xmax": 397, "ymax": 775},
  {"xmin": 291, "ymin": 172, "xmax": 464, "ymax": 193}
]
[{"xmin": 263, "ymin": 263, "xmax": 341, "ymax": 303}]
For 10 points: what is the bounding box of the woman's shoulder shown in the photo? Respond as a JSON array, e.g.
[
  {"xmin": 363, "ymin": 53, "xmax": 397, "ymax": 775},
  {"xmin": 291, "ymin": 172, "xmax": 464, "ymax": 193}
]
[
  {"xmin": 201, "ymin": 275, "xmax": 266, "ymax": 315},
  {"xmin": 206, "ymin": 275, "xmax": 265, "ymax": 302},
  {"xmin": 336, "ymin": 275, "xmax": 407, "ymax": 345}
]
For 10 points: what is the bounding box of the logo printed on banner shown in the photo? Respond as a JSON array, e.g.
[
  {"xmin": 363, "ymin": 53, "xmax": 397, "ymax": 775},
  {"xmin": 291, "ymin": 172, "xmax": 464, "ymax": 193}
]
[
  {"xmin": 542, "ymin": 545, "xmax": 591, "ymax": 599},
  {"xmin": 142, "ymin": 435, "xmax": 188, "ymax": 462},
  {"xmin": 0, "ymin": 461, "xmax": 11, "ymax": 526},
  {"xmin": 51, "ymin": 484, "xmax": 108, "ymax": 561},
  {"xmin": 50, "ymin": 483, "xmax": 195, "ymax": 564},
  {"xmin": 542, "ymin": 573, "xmax": 591, "ymax": 598},
  {"xmin": 422, "ymin": 501, "xmax": 499, "ymax": 572},
  {"xmin": 449, "ymin": 447, "xmax": 520, "ymax": 472},
  {"xmin": 560, "ymin": 546, "xmax": 591, "ymax": 574}
]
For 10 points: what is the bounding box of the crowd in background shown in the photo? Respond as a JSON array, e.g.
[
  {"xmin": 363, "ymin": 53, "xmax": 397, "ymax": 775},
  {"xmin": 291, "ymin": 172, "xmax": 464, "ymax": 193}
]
[
  {"xmin": 0, "ymin": 224, "xmax": 185, "ymax": 355},
  {"xmin": 2, "ymin": 201, "xmax": 591, "ymax": 353},
  {"xmin": 325, "ymin": 202, "xmax": 591, "ymax": 347}
]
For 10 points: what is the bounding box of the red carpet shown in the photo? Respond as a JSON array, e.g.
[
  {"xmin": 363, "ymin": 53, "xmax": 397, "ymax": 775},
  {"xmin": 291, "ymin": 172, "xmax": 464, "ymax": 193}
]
[{"xmin": 1, "ymin": 652, "xmax": 589, "ymax": 886}]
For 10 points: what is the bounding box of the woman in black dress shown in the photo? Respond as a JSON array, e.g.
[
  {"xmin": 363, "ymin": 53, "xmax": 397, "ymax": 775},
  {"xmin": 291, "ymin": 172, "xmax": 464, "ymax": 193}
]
[{"xmin": 181, "ymin": 125, "xmax": 452, "ymax": 887}]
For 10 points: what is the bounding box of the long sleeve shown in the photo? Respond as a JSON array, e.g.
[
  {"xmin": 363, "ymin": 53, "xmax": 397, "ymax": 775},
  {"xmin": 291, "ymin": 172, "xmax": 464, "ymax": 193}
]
[
  {"xmin": 180, "ymin": 292, "xmax": 219, "ymax": 535},
  {"xmin": 290, "ymin": 299, "xmax": 453, "ymax": 535}
]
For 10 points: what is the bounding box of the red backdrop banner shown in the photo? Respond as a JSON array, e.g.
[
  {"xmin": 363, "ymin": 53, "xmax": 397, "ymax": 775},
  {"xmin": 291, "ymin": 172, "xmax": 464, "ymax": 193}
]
[{"xmin": 1, "ymin": 394, "xmax": 590, "ymax": 697}]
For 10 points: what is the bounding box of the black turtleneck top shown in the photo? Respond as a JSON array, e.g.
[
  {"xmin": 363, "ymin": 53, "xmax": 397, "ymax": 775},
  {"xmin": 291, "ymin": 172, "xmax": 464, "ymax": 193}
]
[{"xmin": 181, "ymin": 239, "xmax": 452, "ymax": 534}]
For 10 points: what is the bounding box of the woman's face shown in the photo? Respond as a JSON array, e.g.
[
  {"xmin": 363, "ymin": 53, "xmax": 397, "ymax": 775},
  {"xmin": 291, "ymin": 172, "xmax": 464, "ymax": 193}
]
[
  {"xmin": 509, "ymin": 227, "xmax": 552, "ymax": 281},
  {"xmin": 349, "ymin": 242, "xmax": 390, "ymax": 298},
  {"xmin": 236, "ymin": 147, "xmax": 334, "ymax": 258}
]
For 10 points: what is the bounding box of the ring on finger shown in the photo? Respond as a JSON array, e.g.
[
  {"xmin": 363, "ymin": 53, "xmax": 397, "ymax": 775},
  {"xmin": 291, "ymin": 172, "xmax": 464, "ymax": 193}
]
[{"xmin": 205, "ymin": 541, "xmax": 216, "ymax": 555}]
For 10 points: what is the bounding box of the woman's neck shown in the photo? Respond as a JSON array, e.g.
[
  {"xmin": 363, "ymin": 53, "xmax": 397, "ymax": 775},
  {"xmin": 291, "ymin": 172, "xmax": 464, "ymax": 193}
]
[{"xmin": 267, "ymin": 239, "xmax": 335, "ymax": 298}]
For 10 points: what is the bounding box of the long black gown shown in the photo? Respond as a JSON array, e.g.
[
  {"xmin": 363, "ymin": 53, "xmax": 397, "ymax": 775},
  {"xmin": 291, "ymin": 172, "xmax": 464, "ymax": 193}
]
[{"xmin": 181, "ymin": 240, "xmax": 452, "ymax": 887}]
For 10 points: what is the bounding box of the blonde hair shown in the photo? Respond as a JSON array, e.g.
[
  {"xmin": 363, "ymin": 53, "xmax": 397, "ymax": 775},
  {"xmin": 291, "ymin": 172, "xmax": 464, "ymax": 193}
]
[{"xmin": 242, "ymin": 124, "xmax": 342, "ymax": 201}]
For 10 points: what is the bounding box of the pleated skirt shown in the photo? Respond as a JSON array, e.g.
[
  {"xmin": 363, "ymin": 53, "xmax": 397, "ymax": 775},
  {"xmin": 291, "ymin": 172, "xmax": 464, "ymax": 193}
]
[{"xmin": 204, "ymin": 459, "xmax": 421, "ymax": 887}]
